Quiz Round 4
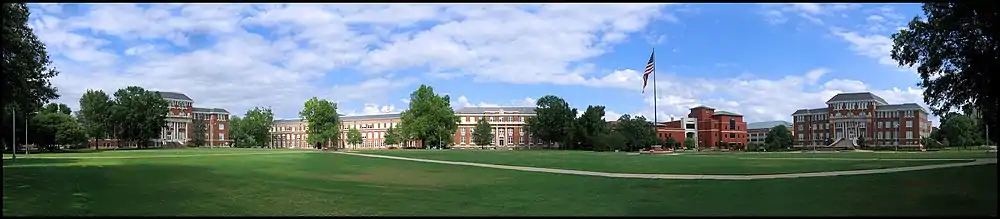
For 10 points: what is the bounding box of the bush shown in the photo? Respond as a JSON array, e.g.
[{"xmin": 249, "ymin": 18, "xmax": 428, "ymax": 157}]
[{"xmin": 594, "ymin": 132, "xmax": 627, "ymax": 152}]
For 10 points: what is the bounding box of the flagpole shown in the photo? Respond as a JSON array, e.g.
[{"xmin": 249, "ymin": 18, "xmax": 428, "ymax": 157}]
[{"xmin": 652, "ymin": 47, "xmax": 657, "ymax": 146}]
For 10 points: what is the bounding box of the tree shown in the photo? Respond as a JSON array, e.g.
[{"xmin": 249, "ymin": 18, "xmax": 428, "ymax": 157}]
[
  {"xmin": 109, "ymin": 87, "xmax": 169, "ymax": 148},
  {"xmin": 189, "ymin": 119, "xmax": 207, "ymax": 147},
  {"xmin": 384, "ymin": 127, "xmax": 399, "ymax": 147},
  {"xmin": 346, "ymin": 128, "xmax": 363, "ymax": 148},
  {"xmin": 229, "ymin": 116, "xmax": 253, "ymax": 148},
  {"xmin": 683, "ymin": 137, "xmax": 697, "ymax": 150},
  {"xmin": 2, "ymin": 3, "xmax": 61, "ymax": 153},
  {"xmin": 40, "ymin": 103, "xmax": 71, "ymax": 115},
  {"xmin": 31, "ymin": 112, "xmax": 87, "ymax": 152},
  {"xmin": 764, "ymin": 125, "xmax": 793, "ymax": 151},
  {"xmin": 890, "ymin": 2, "xmax": 999, "ymax": 145},
  {"xmin": 939, "ymin": 112, "xmax": 981, "ymax": 148},
  {"xmin": 78, "ymin": 89, "xmax": 113, "ymax": 150},
  {"xmin": 472, "ymin": 119, "xmax": 494, "ymax": 148},
  {"xmin": 300, "ymin": 97, "xmax": 341, "ymax": 149},
  {"xmin": 526, "ymin": 95, "xmax": 577, "ymax": 149},
  {"xmin": 611, "ymin": 114, "xmax": 657, "ymax": 151},
  {"xmin": 665, "ymin": 136, "xmax": 678, "ymax": 149},
  {"xmin": 594, "ymin": 131, "xmax": 627, "ymax": 152},
  {"xmin": 399, "ymin": 85, "xmax": 459, "ymax": 148},
  {"xmin": 240, "ymin": 107, "xmax": 274, "ymax": 147},
  {"xmin": 574, "ymin": 105, "xmax": 608, "ymax": 150}
]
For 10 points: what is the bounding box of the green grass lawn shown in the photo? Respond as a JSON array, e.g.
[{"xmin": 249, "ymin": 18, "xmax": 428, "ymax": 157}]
[
  {"xmin": 2, "ymin": 148, "xmax": 302, "ymax": 159},
  {"xmin": 3, "ymin": 149, "xmax": 996, "ymax": 216},
  {"xmin": 358, "ymin": 150, "xmax": 986, "ymax": 175}
]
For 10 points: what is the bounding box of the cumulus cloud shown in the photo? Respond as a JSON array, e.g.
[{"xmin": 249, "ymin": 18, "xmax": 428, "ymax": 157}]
[{"xmin": 30, "ymin": 3, "xmax": 676, "ymax": 118}]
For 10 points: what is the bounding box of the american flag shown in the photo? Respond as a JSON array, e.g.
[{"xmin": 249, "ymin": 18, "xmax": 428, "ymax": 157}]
[{"xmin": 642, "ymin": 51, "xmax": 654, "ymax": 93}]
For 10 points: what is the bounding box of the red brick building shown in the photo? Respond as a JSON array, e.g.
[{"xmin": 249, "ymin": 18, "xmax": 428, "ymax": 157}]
[
  {"xmin": 791, "ymin": 92, "xmax": 931, "ymax": 149},
  {"xmin": 452, "ymin": 107, "xmax": 541, "ymax": 149},
  {"xmin": 88, "ymin": 91, "xmax": 230, "ymax": 148},
  {"xmin": 657, "ymin": 106, "xmax": 748, "ymax": 150}
]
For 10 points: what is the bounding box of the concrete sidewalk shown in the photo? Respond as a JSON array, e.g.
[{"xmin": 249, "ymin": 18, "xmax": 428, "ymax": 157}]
[{"xmin": 335, "ymin": 152, "xmax": 998, "ymax": 180}]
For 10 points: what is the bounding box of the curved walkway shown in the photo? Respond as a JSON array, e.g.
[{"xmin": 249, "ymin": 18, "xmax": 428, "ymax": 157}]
[{"xmin": 335, "ymin": 152, "xmax": 998, "ymax": 180}]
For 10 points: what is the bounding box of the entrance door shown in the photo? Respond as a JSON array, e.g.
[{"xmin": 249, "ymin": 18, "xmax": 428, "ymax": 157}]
[{"xmin": 499, "ymin": 140, "xmax": 504, "ymax": 146}]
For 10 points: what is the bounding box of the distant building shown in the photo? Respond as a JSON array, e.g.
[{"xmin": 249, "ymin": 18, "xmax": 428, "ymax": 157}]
[
  {"xmin": 89, "ymin": 91, "xmax": 230, "ymax": 148},
  {"xmin": 658, "ymin": 106, "xmax": 748, "ymax": 149},
  {"xmin": 453, "ymin": 107, "xmax": 541, "ymax": 149},
  {"xmin": 270, "ymin": 118, "xmax": 308, "ymax": 149},
  {"xmin": 339, "ymin": 113, "xmax": 421, "ymax": 150},
  {"xmin": 193, "ymin": 107, "xmax": 230, "ymax": 147},
  {"xmin": 746, "ymin": 121, "xmax": 793, "ymax": 145},
  {"xmin": 791, "ymin": 92, "xmax": 931, "ymax": 149}
]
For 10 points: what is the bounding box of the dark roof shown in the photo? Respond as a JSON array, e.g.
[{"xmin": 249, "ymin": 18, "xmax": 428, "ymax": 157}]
[
  {"xmin": 876, "ymin": 103, "xmax": 928, "ymax": 113},
  {"xmin": 342, "ymin": 113, "xmax": 401, "ymax": 121},
  {"xmin": 155, "ymin": 91, "xmax": 193, "ymax": 101},
  {"xmin": 792, "ymin": 107, "xmax": 827, "ymax": 116},
  {"xmin": 748, "ymin": 121, "xmax": 792, "ymax": 130},
  {"xmin": 274, "ymin": 118, "xmax": 303, "ymax": 123},
  {"xmin": 826, "ymin": 92, "xmax": 888, "ymax": 104},
  {"xmin": 455, "ymin": 107, "xmax": 536, "ymax": 114},
  {"xmin": 713, "ymin": 110, "xmax": 742, "ymax": 117},
  {"xmin": 192, "ymin": 107, "xmax": 229, "ymax": 114},
  {"xmin": 691, "ymin": 105, "xmax": 715, "ymax": 110}
]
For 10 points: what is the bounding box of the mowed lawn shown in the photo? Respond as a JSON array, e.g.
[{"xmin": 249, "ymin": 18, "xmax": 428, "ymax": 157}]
[
  {"xmin": 3, "ymin": 149, "xmax": 997, "ymax": 216},
  {"xmin": 358, "ymin": 150, "xmax": 990, "ymax": 175}
]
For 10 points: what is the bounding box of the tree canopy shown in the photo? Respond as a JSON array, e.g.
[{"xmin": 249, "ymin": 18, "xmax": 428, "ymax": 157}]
[
  {"xmin": 472, "ymin": 119, "xmax": 494, "ymax": 147},
  {"xmin": 938, "ymin": 112, "xmax": 983, "ymax": 148},
  {"xmin": 239, "ymin": 107, "xmax": 274, "ymax": 147},
  {"xmin": 399, "ymin": 85, "xmax": 459, "ymax": 148},
  {"xmin": 383, "ymin": 126, "xmax": 399, "ymax": 147},
  {"xmin": 346, "ymin": 128, "xmax": 363, "ymax": 147},
  {"xmin": 764, "ymin": 125, "xmax": 793, "ymax": 151},
  {"xmin": 78, "ymin": 89, "xmax": 113, "ymax": 149},
  {"xmin": 890, "ymin": 2, "xmax": 999, "ymax": 144},
  {"xmin": 525, "ymin": 95, "xmax": 577, "ymax": 148},
  {"xmin": 574, "ymin": 105, "xmax": 609, "ymax": 150},
  {"xmin": 300, "ymin": 97, "xmax": 341, "ymax": 149},
  {"xmin": 109, "ymin": 87, "xmax": 169, "ymax": 147},
  {"xmin": 2, "ymin": 3, "xmax": 61, "ymax": 152},
  {"xmin": 612, "ymin": 114, "xmax": 657, "ymax": 151},
  {"xmin": 31, "ymin": 110, "xmax": 87, "ymax": 151},
  {"xmin": 189, "ymin": 119, "xmax": 207, "ymax": 147}
]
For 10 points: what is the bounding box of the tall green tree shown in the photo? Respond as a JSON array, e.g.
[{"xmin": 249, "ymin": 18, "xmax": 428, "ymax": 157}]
[
  {"xmin": 939, "ymin": 112, "xmax": 982, "ymax": 148},
  {"xmin": 594, "ymin": 131, "xmax": 627, "ymax": 152},
  {"xmin": 399, "ymin": 85, "xmax": 459, "ymax": 148},
  {"xmin": 229, "ymin": 116, "xmax": 253, "ymax": 148},
  {"xmin": 346, "ymin": 128, "xmax": 363, "ymax": 148},
  {"xmin": 383, "ymin": 126, "xmax": 399, "ymax": 147},
  {"xmin": 891, "ymin": 2, "xmax": 999, "ymax": 144},
  {"xmin": 78, "ymin": 89, "xmax": 113, "ymax": 150},
  {"xmin": 525, "ymin": 95, "xmax": 577, "ymax": 149},
  {"xmin": 110, "ymin": 87, "xmax": 169, "ymax": 148},
  {"xmin": 611, "ymin": 114, "xmax": 657, "ymax": 151},
  {"xmin": 2, "ymin": 3, "xmax": 61, "ymax": 153},
  {"xmin": 40, "ymin": 103, "xmax": 71, "ymax": 115},
  {"xmin": 31, "ymin": 112, "xmax": 87, "ymax": 152},
  {"xmin": 764, "ymin": 125, "xmax": 793, "ymax": 151},
  {"xmin": 241, "ymin": 107, "xmax": 274, "ymax": 147},
  {"xmin": 574, "ymin": 105, "xmax": 608, "ymax": 150},
  {"xmin": 472, "ymin": 119, "xmax": 494, "ymax": 148},
  {"xmin": 300, "ymin": 97, "xmax": 341, "ymax": 149},
  {"xmin": 683, "ymin": 137, "xmax": 697, "ymax": 150},
  {"xmin": 189, "ymin": 119, "xmax": 207, "ymax": 147},
  {"xmin": 664, "ymin": 136, "xmax": 678, "ymax": 149}
]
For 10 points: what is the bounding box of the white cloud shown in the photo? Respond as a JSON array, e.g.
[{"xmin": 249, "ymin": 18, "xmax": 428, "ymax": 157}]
[
  {"xmin": 759, "ymin": 3, "xmax": 861, "ymax": 26},
  {"xmin": 31, "ymin": 3, "xmax": 679, "ymax": 118}
]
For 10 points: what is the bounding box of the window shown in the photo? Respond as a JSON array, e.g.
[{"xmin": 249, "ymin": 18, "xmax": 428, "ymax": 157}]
[
  {"xmin": 906, "ymin": 131, "xmax": 913, "ymax": 139},
  {"xmin": 219, "ymin": 134, "xmax": 224, "ymax": 140},
  {"xmin": 729, "ymin": 133, "xmax": 735, "ymax": 138},
  {"xmin": 798, "ymin": 134, "xmax": 804, "ymax": 140},
  {"xmin": 460, "ymin": 136, "xmax": 466, "ymax": 144},
  {"xmin": 490, "ymin": 117, "xmax": 495, "ymax": 122},
  {"xmin": 906, "ymin": 121, "xmax": 912, "ymax": 128}
]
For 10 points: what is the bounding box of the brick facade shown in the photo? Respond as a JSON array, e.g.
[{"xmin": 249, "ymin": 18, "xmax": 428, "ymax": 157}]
[{"xmin": 792, "ymin": 92, "xmax": 931, "ymax": 148}]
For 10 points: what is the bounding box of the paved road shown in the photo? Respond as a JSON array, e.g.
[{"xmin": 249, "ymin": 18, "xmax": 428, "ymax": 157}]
[{"xmin": 335, "ymin": 152, "xmax": 998, "ymax": 180}]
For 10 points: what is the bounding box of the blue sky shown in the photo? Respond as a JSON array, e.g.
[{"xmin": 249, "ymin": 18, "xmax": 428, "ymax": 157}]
[{"xmin": 27, "ymin": 3, "xmax": 936, "ymax": 125}]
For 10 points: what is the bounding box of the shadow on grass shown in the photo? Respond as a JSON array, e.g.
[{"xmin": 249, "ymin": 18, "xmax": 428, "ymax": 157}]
[
  {"xmin": 2, "ymin": 158, "xmax": 82, "ymax": 167},
  {"xmin": 2, "ymin": 162, "xmax": 232, "ymax": 216}
]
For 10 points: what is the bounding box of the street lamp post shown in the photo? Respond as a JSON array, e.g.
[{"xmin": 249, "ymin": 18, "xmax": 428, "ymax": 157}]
[
  {"xmin": 894, "ymin": 122, "xmax": 900, "ymax": 151},
  {"xmin": 11, "ymin": 108, "xmax": 16, "ymax": 160}
]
